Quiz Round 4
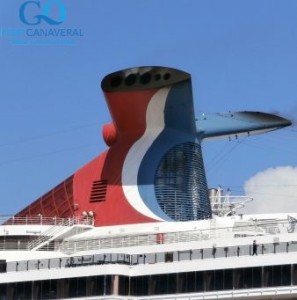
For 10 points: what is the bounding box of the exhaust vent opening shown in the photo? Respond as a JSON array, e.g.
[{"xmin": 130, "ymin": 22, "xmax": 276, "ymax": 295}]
[
  {"xmin": 90, "ymin": 180, "xmax": 108, "ymax": 203},
  {"xmin": 125, "ymin": 74, "xmax": 137, "ymax": 86},
  {"xmin": 110, "ymin": 76, "xmax": 122, "ymax": 88},
  {"xmin": 140, "ymin": 72, "xmax": 152, "ymax": 84}
]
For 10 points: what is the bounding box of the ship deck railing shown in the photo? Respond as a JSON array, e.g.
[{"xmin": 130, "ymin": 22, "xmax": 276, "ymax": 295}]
[
  {"xmin": 59, "ymin": 217, "xmax": 294, "ymax": 254},
  {"xmin": 0, "ymin": 215, "xmax": 94, "ymax": 251},
  {"xmin": 0, "ymin": 215, "xmax": 94, "ymax": 226},
  {"xmin": 2, "ymin": 239, "xmax": 297, "ymax": 274},
  {"xmin": 0, "ymin": 217, "xmax": 295, "ymax": 252}
]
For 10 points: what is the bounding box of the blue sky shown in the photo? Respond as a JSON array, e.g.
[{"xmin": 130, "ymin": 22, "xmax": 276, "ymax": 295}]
[{"xmin": 0, "ymin": 0, "xmax": 297, "ymax": 215}]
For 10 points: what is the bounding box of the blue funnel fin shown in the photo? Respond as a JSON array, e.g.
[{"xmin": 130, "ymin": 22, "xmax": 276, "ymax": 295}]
[{"xmin": 196, "ymin": 111, "xmax": 291, "ymax": 140}]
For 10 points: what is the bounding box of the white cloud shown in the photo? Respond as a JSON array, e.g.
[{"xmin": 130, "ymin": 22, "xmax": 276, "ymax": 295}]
[{"xmin": 243, "ymin": 166, "xmax": 297, "ymax": 214}]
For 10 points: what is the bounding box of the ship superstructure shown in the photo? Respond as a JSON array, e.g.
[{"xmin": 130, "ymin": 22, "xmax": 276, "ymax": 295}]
[{"xmin": 0, "ymin": 66, "xmax": 294, "ymax": 300}]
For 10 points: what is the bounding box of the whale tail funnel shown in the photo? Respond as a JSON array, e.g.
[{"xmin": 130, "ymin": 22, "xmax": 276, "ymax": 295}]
[{"xmin": 12, "ymin": 66, "xmax": 291, "ymax": 226}]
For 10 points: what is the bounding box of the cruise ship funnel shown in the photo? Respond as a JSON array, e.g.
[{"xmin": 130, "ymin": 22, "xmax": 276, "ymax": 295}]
[
  {"xmin": 13, "ymin": 67, "xmax": 291, "ymax": 226},
  {"xmin": 99, "ymin": 66, "xmax": 211, "ymax": 223}
]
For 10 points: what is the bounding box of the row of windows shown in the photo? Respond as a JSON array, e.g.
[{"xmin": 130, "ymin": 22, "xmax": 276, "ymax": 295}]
[
  {"xmin": 0, "ymin": 264, "xmax": 297, "ymax": 299},
  {"xmin": 126, "ymin": 265, "xmax": 293, "ymax": 296},
  {"xmin": 0, "ymin": 276, "xmax": 111, "ymax": 299}
]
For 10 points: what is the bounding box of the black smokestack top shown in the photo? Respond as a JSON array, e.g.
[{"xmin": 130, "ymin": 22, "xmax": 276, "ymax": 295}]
[{"xmin": 101, "ymin": 66, "xmax": 190, "ymax": 92}]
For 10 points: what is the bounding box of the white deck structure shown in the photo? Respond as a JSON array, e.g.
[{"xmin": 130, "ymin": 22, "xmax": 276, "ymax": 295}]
[{"xmin": 1, "ymin": 196, "xmax": 297, "ymax": 299}]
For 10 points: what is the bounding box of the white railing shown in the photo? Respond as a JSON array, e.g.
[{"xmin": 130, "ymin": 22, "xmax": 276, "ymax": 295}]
[
  {"xmin": 0, "ymin": 215, "xmax": 94, "ymax": 226},
  {"xmin": 27, "ymin": 218, "xmax": 89, "ymax": 250},
  {"xmin": 60, "ymin": 218, "xmax": 294, "ymax": 254},
  {"xmin": 6, "ymin": 240, "xmax": 297, "ymax": 273},
  {"xmin": 0, "ymin": 215, "xmax": 94, "ymax": 251},
  {"xmin": 0, "ymin": 216, "xmax": 295, "ymax": 253}
]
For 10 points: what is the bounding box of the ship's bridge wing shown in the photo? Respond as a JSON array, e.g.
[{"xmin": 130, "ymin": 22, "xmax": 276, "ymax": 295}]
[{"xmin": 196, "ymin": 111, "xmax": 291, "ymax": 140}]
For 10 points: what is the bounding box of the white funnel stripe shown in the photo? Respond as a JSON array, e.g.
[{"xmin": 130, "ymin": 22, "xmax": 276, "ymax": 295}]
[{"xmin": 122, "ymin": 87, "xmax": 171, "ymax": 220}]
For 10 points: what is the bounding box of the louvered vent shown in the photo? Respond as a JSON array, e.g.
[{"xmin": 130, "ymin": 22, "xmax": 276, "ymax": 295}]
[
  {"xmin": 155, "ymin": 142, "xmax": 211, "ymax": 221},
  {"xmin": 90, "ymin": 180, "xmax": 108, "ymax": 202}
]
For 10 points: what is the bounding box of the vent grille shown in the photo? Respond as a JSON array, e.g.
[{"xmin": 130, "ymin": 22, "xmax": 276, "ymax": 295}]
[
  {"xmin": 155, "ymin": 142, "xmax": 211, "ymax": 221},
  {"xmin": 90, "ymin": 180, "xmax": 108, "ymax": 202}
]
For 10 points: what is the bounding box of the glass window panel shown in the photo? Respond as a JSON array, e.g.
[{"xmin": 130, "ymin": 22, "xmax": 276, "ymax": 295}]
[
  {"xmin": 38, "ymin": 259, "xmax": 48, "ymax": 270},
  {"xmin": 290, "ymin": 242, "xmax": 297, "ymax": 252},
  {"xmin": 195, "ymin": 271, "xmax": 204, "ymax": 292},
  {"xmin": 48, "ymin": 280, "xmax": 57, "ymax": 299},
  {"xmin": 88, "ymin": 275, "xmax": 106, "ymax": 295},
  {"xmin": 132, "ymin": 276, "xmax": 140, "ymax": 296},
  {"xmin": 178, "ymin": 251, "xmax": 190, "ymax": 261},
  {"xmin": 263, "ymin": 266, "xmax": 273, "ymax": 287},
  {"xmin": 272, "ymin": 266, "xmax": 282, "ymax": 287},
  {"xmin": 130, "ymin": 277, "xmax": 137, "ymax": 296},
  {"xmin": 204, "ymin": 271, "xmax": 214, "ymax": 291},
  {"xmin": 23, "ymin": 282, "xmax": 32, "ymax": 299},
  {"xmin": 167, "ymin": 273, "xmax": 176, "ymax": 294},
  {"xmin": 228, "ymin": 246, "xmax": 239, "ymax": 257},
  {"xmin": 86, "ymin": 276, "xmax": 96, "ymax": 296},
  {"xmin": 77, "ymin": 277, "xmax": 86, "ymax": 297},
  {"xmin": 240, "ymin": 245, "xmax": 250, "ymax": 256},
  {"xmin": 159, "ymin": 274, "xmax": 168, "ymax": 295},
  {"xmin": 262, "ymin": 244, "xmax": 273, "ymax": 255},
  {"xmin": 104, "ymin": 275, "xmax": 112, "ymax": 295},
  {"xmin": 0, "ymin": 284, "xmax": 6, "ymax": 298},
  {"xmin": 49, "ymin": 258, "xmax": 60, "ymax": 269},
  {"xmin": 130, "ymin": 255, "xmax": 138, "ymax": 265},
  {"xmin": 16, "ymin": 282, "xmax": 27, "ymax": 300},
  {"xmin": 151, "ymin": 275, "xmax": 162, "ymax": 295},
  {"xmin": 293, "ymin": 264, "xmax": 297, "ymax": 285},
  {"xmin": 33, "ymin": 281, "xmax": 42, "ymax": 300},
  {"xmin": 282, "ymin": 265, "xmax": 291, "ymax": 286},
  {"xmin": 234, "ymin": 269, "xmax": 244, "ymax": 289},
  {"xmin": 118, "ymin": 276, "xmax": 129, "ymax": 296},
  {"xmin": 224, "ymin": 269, "xmax": 233, "ymax": 290},
  {"xmin": 41, "ymin": 281, "xmax": 51, "ymax": 299},
  {"xmin": 146, "ymin": 253, "xmax": 156, "ymax": 264},
  {"xmin": 276, "ymin": 242, "xmax": 287, "ymax": 254},
  {"xmin": 7, "ymin": 283, "xmax": 16, "ymax": 299},
  {"xmin": 7, "ymin": 283, "xmax": 16, "ymax": 300},
  {"xmin": 149, "ymin": 275, "xmax": 157, "ymax": 295},
  {"xmin": 203, "ymin": 248, "xmax": 213, "ymax": 259},
  {"xmin": 57, "ymin": 278, "xmax": 68, "ymax": 299},
  {"xmin": 214, "ymin": 270, "xmax": 224, "ymax": 290},
  {"xmin": 253, "ymin": 267, "xmax": 262, "ymax": 288},
  {"xmin": 177, "ymin": 273, "xmax": 187, "ymax": 293},
  {"xmin": 191, "ymin": 249, "xmax": 201, "ymax": 260},
  {"xmin": 141, "ymin": 276, "xmax": 149, "ymax": 296},
  {"xmin": 68, "ymin": 278, "xmax": 78, "ymax": 297},
  {"xmin": 0, "ymin": 261, "xmax": 6, "ymax": 273},
  {"xmin": 215, "ymin": 247, "xmax": 225, "ymax": 258},
  {"xmin": 186, "ymin": 272, "xmax": 196, "ymax": 293},
  {"xmin": 131, "ymin": 276, "xmax": 149, "ymax": 296},
  {"xmin": 17, "ymin": 261, "xmax": 28, "ymax": 272},
  {"xmin": 156, "ymin": 253, "xmax": 165, "ymax": 263},
  {"xmin": 243, "ymin": 268, "xmax": 252, "ymax": 288},
  {"xmin": 94, "ymin": 254, "xmax": 105, "ymax": 264}
]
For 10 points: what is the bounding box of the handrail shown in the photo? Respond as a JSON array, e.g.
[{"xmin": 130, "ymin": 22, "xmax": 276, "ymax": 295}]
[
  {"xmin": 0, "ymin": 215, "xmax": 94, "ymax": 226},
  {"xmin": 59, "ymin": 218, "xmax": 293, "ymax": 254},
  {"xmin": 27, "ymin": 218, "xmax": 84, "ymax": 250},
  {"xmin": 0, "ymin": 217, "xmax": 294, "ymax": 253},
  {"xmin": 4, "ymin": 240, "xmax": 297, "ymax": 274}
]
